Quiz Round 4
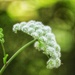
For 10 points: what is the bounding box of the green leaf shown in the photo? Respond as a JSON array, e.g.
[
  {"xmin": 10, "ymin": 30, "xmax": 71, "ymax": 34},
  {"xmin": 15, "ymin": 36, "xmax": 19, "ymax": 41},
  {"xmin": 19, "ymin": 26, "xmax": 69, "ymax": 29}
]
[
  {"xmin": 0, "ymin": 28, "xmax": 3, "ymax": 33},
  {"xmin": 3, "ymin": 54, "xmax": 8, "ymax": 64}
]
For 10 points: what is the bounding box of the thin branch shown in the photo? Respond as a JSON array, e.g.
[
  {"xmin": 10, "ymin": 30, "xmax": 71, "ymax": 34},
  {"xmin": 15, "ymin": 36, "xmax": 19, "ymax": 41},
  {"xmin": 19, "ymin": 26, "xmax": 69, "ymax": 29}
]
[{"xmin": 0, "ymin": 39, "xmax": 36, "ymax": 75}]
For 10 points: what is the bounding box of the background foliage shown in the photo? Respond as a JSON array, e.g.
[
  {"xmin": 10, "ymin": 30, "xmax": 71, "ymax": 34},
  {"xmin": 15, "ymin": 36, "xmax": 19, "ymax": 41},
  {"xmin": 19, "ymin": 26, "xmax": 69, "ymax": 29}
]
[{"xmin": 0, "ymin": 0, "xmax": 75, "ymax": 75}]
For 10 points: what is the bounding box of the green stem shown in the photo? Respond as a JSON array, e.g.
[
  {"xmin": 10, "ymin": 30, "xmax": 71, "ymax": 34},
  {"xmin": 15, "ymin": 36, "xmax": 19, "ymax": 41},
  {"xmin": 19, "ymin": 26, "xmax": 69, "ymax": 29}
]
[
  {"xmin": 1, "ymin": 42, "xmax": 6, "ymax": 57},
  {"xmin": 0, "ymin": 39, "xmax": 36, "ymax": 75}
]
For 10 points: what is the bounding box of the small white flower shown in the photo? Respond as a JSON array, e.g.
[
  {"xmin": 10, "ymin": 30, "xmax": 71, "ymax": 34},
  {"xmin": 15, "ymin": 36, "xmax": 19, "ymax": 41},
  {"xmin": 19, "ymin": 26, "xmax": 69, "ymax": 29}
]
[
  {"xmin": 45, "ymin": 33, "xmax": 56, "ymax": 41},
  {"xmin": 36, "ymin": 29, "xmax": 44, "ymax": 36},
  {"xmin": 34, "ymin": 41, "xmax": 40, "ymax": 50},
  {"xmin": 55, "ymin": 58, "xmax": 61, "ymax": 68},
  {"xmin": 46, "ymin": 58, "xmax": 56, "ymax": 69},
  {"xmin": 28, "ymin": 28, "xmax": 35, "ymax": 34},
  {"xmin": 55, "ymin": 44, "xmax": 61, "ymax": 52},
  {"xmin": 35, "ymin": 22, "xmax": 44, "ymax": 28},
  {"xmin": 45, "ymin": 46, "xmax": 58, "ymax": 58},
  {"xmin": 56, "ymin": 52, "xmax": 61, "ymax": 58},
  {"xmin": 47, "ymin": 40, "xmax": 56, "ymax": 47},
  {"xmin": 44, "ymin": 46, "xmax": 55, "ymax": 55},
  {"xmin": 21, "ymin": 26, "xmax": 29, "ymax": 33},
  {"xmin": 31, "ymin": 32, "xmax": 39, "ymax": 38},
  {"xmin": 47, "ymin": 57, "xmax": 61, "ymax": 69},
  {"xmin": 39, "ymin": 36, "xmax": 47, "ymax": 42},
  {"xmin": 13, "ymin": 23, "xmax": 20, "ymax": 33},
  {"xmin": 26, "ymin": 20, "xmax": 35, "ymax": 27},
  {"xmin": 34, "ymin": 41, "xmax": 45, "ymax": 51},
  {"xmin": 19, "ymin": 22, "xmax": 27, "ymax": 30},
  {"xmin": 35, "ymin": 22, "xmax": 43, "ymax": 26},
  {"xmin": 42, "ymin": 26, "xmax": 51, "ymax": 33}
]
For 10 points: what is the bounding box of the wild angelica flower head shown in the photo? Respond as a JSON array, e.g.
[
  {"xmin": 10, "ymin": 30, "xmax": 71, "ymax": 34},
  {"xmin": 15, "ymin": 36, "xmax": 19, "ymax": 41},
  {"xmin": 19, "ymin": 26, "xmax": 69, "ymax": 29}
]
[
  {"xmin": 13, "ymin": 20, "xmax": 61, "ymax": 69},
  {"xmin": 0, "ymin": 28, "xmax": 4, "ymax": 43}
]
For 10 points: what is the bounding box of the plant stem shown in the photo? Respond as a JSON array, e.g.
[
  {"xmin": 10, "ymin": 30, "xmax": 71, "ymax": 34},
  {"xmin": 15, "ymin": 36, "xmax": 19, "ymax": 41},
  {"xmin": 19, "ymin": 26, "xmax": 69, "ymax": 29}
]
[
  {"xmin": 1, "ymin": 42, "xmax": 6, "ymax": 57},
  {"xmin": 0, "ymin": 39, "xmax": 36, "ymax": 75}
]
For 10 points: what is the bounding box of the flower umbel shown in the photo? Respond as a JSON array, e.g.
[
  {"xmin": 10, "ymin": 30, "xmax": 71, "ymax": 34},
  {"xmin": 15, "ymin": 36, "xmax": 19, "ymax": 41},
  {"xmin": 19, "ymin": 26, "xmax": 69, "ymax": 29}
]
[{"xmin": 13, "ymin": 20, "xmax": 61, "ymax": 69}]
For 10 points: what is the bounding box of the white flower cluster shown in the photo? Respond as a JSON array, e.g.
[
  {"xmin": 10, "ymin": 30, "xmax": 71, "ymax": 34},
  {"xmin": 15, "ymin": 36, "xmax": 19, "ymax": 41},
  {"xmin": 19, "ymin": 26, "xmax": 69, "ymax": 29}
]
[{"xmin": 13, "ymin": 20, "xmax": 61, "ymax": 69}]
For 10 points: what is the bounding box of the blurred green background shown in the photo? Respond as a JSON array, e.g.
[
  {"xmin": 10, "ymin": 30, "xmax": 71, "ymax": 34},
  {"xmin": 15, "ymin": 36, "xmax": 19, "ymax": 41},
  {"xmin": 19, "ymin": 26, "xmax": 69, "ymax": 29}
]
[{"xmin": 0, "ymin": 0, "xmax": 75, "ymax": 75}]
